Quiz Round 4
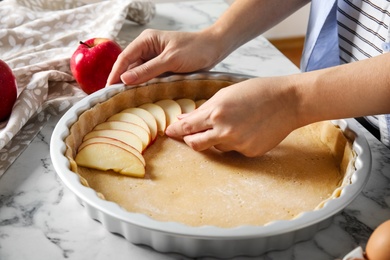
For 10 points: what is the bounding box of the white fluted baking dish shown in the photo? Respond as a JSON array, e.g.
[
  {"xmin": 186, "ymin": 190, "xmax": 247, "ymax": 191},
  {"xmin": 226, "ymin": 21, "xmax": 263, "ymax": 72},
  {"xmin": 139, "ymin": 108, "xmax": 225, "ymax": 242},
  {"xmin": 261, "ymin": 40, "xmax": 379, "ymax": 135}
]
[{"xmin": 50, "ymin": 72, "xmax": 372, "ymax": 258}]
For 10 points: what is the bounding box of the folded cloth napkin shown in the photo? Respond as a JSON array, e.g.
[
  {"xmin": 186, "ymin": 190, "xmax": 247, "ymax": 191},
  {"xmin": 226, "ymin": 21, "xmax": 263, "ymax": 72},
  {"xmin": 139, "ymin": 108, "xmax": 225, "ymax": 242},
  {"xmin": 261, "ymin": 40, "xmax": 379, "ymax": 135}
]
[{"xmin": 0, "ymin": 0, "xmax": 155, "ymax": 152}]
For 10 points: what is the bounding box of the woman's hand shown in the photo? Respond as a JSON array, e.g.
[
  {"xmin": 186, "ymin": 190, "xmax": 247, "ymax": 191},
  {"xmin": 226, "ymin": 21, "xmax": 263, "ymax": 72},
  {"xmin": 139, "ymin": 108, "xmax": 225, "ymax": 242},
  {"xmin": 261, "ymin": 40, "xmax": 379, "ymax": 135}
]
[
  {"xmin": 107, "ymin": 29, "xmax": 225, "ymax": 86},
  {"xmin": 165, "ymin": 77, "xmax": 300, "ymax": 157},
  {"xmin": 106, "ymin": 0, "xmax": 308, "ymax": 86}
]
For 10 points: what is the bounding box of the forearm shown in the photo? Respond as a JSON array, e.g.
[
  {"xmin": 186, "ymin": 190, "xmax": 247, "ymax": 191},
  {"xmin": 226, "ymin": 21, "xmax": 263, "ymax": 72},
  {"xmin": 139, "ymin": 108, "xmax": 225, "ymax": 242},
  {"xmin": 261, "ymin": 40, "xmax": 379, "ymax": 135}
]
[
  {"xmin": 202, "ymin": 0, "xmax": 310, "ymax": 56},
  {"xmin": 292, "ymin": 53, "xmax": 390, "ymax": 126}
]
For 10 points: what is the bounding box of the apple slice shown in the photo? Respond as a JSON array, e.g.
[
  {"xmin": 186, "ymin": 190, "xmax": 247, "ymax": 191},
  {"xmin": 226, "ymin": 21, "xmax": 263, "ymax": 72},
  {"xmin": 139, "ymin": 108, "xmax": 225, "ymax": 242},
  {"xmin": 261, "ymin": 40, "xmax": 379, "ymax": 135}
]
[
  {"xmin": 138, "ymin": 103, "xmax": 167, "ymax": 136},
  {"xmin": 155, "ymin": 99, "xmax": 182, "ymax": 127},
  {"xmin": 75, "ymin": 142, "xmax": 145, "ymax": 177},
  {"xmin": 175, "ymin": 98, "xmax": 196, "ymax": 114},
  {"xmin": 83, "ymin": 129, "xmax": 143, "ymax": 153},
  {"xmin": 195, "ymin": 99, "xmax": 207, "ymax": 108},
  {"xmin": 94, "ymin": 121, "xmax": 151, "ymax": 150},
  {"xmin": 121, "ymin": 107, "xmax": 158, "ymax": 141},
  {"xmin": 107, "ymin": 112, "xmax": 150, "ymax": 135},
  {"xmin": 78, "ymin": 136, "xmax": 145, "ymax": 166}
]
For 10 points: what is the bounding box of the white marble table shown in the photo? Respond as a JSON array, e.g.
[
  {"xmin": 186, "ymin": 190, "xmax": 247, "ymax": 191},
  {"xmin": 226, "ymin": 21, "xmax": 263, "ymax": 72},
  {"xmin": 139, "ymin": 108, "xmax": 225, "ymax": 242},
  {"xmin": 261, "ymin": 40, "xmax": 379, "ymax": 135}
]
[{"xmin": 1, "ymin": 1, "xmax": 390, "ymax": 259}]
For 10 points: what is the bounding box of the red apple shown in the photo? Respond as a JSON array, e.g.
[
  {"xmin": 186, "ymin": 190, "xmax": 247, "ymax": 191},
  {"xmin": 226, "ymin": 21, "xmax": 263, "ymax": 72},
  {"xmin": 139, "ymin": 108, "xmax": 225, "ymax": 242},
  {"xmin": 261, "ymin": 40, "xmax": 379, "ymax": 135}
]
[
  {"xmin": 0, "ymin": 59, "xmax": 17, "ymax": 122},
  {"xmin": 70, "ymin": 38, "xmax": 122, "ymax": 95}
]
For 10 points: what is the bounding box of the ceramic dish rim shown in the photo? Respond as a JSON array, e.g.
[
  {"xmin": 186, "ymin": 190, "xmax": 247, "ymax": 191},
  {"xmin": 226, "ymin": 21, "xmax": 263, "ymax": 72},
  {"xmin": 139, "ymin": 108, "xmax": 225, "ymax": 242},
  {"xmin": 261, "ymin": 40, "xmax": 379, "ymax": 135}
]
[{"xmin": 50, "ymin": 72, "xmax": 372, "ymax": 240}]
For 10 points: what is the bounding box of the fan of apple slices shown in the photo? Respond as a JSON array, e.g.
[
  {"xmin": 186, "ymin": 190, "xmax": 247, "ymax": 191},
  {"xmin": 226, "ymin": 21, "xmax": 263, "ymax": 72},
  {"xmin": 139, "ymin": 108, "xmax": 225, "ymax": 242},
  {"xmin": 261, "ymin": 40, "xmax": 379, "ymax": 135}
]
[{"xmin": 75, "ymin": 98, "xmax": 204, "ymax": 178}]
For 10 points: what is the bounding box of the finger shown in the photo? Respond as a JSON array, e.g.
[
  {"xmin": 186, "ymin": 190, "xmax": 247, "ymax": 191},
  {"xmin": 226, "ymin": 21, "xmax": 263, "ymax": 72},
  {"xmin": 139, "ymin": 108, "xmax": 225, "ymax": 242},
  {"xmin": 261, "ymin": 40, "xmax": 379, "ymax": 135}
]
[
  {"xmin": 216, "ymin": 141, "xmax": 267, "ymax": 157},
  {"xmin": 183, "ymin": 129, "xmax": 221, "ymax": 152},
  {"xmin": 106, "ymin": 60, "xmax": 140, "ymax": 86},
  {"xmin": 214, "ymin": 143, "xmax": 235, "ymax": 153},
  {"xmin": 120, "ymin": 53, "xmax": 178, "ymax": 85},
  {"xmin": 107, "ymin": 36, "xmax": 153, "ymax": 85},
  {"xmin": 165, "ymin": 109, "xmax": 211, "ymax": 139},
  {"xmin": 177, "ymin": 113, "xmax": 190, "ymax": 120},
  {"xmin": 126, "ymin": 60, "xmax": 144, "ymax": 71},
  {"xmin": 106, "ymin": 60, "xmax": 125, "ymax": 85},
  {"xmin": 107, "ymin": 55, "xmax": 137, "ymax": 86}
]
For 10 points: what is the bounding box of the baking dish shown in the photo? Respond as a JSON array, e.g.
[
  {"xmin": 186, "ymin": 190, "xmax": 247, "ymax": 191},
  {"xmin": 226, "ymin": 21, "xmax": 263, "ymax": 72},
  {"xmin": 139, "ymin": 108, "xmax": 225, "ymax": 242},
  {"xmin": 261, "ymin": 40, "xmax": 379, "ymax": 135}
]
[{"xmin": 50, "ymin": 72, "xmax": 372, "ymax": 258}]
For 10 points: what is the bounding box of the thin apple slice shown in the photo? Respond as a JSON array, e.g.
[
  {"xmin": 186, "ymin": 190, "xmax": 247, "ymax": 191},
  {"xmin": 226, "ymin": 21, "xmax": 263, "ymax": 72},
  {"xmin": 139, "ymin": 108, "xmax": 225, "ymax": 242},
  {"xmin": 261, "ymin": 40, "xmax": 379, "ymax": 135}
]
[
  {"xmin": 107, "ymin": 112, "xmax": 150, "ymax": 135},
  {"xmin": 121, "ymin": 107, "xmax": 158, "ymax": 141},
  {"xmin": 155, "ymin": 99, "xmax": 182, "ymax": 127},
  {"xmin": 138, "ymin": 103, "xmax": 166, "ymax": 136},
  {"xmin": 83, "ymin": 129, "xmax": 143, "ymax": 153},
  {"xmin": 195, "ymin": 99, "xmax": 207, "ymax": 108},
  {"xmin": 94, "ymin": 121, "xmax": 151, "ymax": 150},
  {"xmin": 75, "ymin": 142, "xmax": 145, "ymax": 178},
  {"xmin": 176, "ymin": 98, "xmax": 196, "ymax": 114},
  {"xmin": 78, "ymin": 136, "xmax": 145, "ymax": 165}
]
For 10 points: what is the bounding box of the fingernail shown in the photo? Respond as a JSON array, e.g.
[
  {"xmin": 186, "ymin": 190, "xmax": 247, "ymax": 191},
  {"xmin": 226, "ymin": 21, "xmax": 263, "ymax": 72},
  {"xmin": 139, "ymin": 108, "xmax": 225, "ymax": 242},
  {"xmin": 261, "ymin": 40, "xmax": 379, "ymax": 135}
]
[
  {"xmin": 165, "ymin": 126, "xmax": 172, "ymax": 136},
  {"xmin": 106, "ymin": 76, "xmax": 113, "ymax": 86},
  {"xmin": 121, "ymin": 71, "xmax": 138, "ymax": 85},
  {"xmin": 165, "ymin": 124, "xmax": 175, "ymax": 136}
]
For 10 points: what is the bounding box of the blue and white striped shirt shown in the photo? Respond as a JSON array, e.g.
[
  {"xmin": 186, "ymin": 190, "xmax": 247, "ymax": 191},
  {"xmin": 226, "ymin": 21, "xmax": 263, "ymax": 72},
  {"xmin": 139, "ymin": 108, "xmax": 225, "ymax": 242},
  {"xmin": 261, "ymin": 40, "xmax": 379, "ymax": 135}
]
[{"xmin": 301, "ymin": 0, "xmax": 390, "ymax": 148}]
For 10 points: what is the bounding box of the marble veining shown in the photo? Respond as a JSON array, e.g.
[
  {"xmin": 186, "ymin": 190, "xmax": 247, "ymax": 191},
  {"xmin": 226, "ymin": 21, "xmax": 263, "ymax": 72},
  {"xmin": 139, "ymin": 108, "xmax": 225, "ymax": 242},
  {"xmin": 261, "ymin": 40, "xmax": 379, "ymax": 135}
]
[{"xmin": 1, "ymin": 1, "xmax": 390, "ymax": 260}]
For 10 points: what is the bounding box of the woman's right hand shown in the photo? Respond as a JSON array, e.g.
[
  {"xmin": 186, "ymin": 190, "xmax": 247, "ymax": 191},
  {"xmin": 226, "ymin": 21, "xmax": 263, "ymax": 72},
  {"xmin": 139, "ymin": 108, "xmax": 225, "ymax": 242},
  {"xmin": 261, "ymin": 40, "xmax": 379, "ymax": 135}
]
[
  {"xmin": 107, "ymin": 29, "xmax": 226, "ymax": 86},
  {"xmin": 165, "ymin": 77, "xmax": 301, "ymax": 157}
]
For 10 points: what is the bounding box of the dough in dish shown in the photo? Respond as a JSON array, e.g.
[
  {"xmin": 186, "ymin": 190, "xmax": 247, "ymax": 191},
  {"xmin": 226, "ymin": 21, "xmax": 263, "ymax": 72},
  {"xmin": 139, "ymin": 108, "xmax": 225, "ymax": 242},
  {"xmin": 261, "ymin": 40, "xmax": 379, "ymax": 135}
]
[
  {"xmin": 73, "ymin": 121, "xmax": 351, "ymax": 227},
  {"xmin": 65, "ymin": 79, "xmax": 355, "ymax": 228}
]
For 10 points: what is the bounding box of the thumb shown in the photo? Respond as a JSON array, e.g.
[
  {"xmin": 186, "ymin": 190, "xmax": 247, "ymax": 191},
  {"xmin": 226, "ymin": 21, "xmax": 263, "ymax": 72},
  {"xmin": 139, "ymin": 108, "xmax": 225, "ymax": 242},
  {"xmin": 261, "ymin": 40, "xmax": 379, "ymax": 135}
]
[{"xmin": 120, "ymin": 57, "xmax": 170, "ymax": 85}]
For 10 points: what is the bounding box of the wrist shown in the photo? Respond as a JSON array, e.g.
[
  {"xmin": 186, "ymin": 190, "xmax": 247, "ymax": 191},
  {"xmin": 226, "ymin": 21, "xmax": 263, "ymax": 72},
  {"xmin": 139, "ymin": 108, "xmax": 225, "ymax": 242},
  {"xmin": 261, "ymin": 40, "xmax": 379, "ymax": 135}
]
[
  {"xmin": 283, "ymin": 73, "xmax": 320, "ymax": 129},
  {"xmin": 249, "ymin": 76, "xmax": 305, "ymax": 132},
  {"xmin": 199, "ymin": 25, "xmax": 237, "ymax": 64},
  {"xmin": 290, "ymin": 67, "xmax": 350, "ymax": 127}
]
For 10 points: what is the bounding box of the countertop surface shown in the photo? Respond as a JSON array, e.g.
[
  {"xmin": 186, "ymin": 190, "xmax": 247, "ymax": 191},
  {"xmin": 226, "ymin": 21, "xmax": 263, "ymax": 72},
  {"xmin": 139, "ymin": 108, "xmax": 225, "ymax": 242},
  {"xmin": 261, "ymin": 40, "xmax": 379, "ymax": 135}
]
[{"xmin": 1, "ymin": 1, "xmax": 390, "ymax": 260}]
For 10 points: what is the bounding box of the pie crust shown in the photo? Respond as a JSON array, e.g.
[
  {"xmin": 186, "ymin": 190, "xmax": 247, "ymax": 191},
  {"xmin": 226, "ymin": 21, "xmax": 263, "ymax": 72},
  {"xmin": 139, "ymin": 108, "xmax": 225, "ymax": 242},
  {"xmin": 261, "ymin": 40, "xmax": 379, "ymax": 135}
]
[{"xmin": 65, "ymin": 78, "xmax": 355, "ymax": 228}]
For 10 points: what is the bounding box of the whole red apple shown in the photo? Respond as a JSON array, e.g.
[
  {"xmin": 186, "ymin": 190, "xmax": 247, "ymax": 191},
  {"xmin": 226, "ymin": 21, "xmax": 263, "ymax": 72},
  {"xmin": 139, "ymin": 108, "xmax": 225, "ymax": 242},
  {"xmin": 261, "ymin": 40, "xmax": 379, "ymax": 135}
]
[
  {"xmin": 70, "ymin": 38, "xmax": 122, "ymax": 95},
  {"xmin": 0, "ymin": 59, "xmax": 17, "ymax": 122}
]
